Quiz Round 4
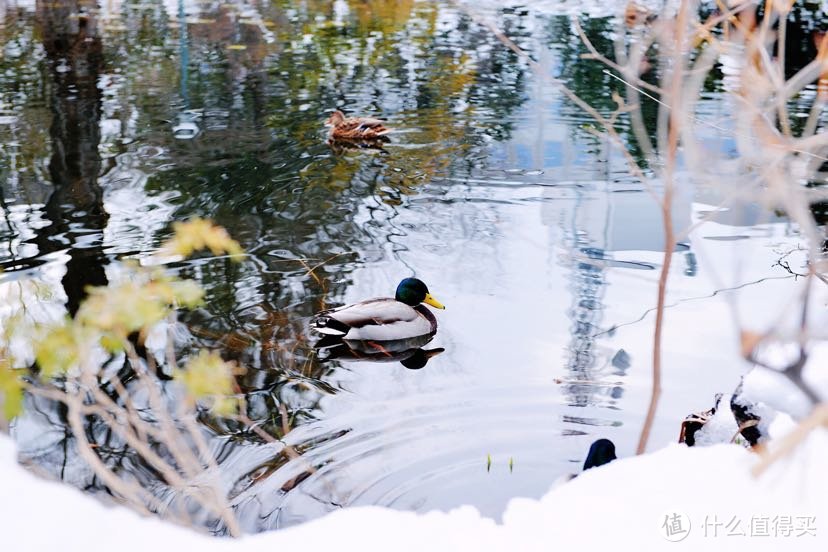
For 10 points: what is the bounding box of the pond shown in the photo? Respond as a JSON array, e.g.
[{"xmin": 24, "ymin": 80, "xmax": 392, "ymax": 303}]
[{"xmin": 0, "ymin": 0, "xmax": 825, "ymax": 535}]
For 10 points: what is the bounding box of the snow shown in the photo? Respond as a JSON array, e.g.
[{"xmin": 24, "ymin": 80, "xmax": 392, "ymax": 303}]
[
  {"xmin": 740, "ymin": 344, "xmax": 828, "ymax": 421},
  {"xmin": 2, "ymin": 424, "xmax": 826, "ymax": 551},
  {"xmin": 691, "ymin": 394, "xmax": 740, "ymax": 446}
]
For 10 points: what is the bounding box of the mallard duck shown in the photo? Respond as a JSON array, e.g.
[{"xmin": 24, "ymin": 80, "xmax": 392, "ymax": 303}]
[
  {"xmin": 324, "ymin": 110, "xmax": 392, "ymax": 141},
  {"xmin": 583, "ymin": 438, "xmax": 617, "ymax": 470},
  {"xmin": 310, "ymin": 278, "xmax": 445, "ymax": 341},
  {"xmin": 556, "ymin": 438, "xmax": 618, "ymax": 485}
]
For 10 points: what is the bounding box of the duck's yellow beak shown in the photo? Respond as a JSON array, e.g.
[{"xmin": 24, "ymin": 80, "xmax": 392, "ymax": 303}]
[{"xmin": 423, "ymin": 293, "xmax": 445, "ymax": 310}]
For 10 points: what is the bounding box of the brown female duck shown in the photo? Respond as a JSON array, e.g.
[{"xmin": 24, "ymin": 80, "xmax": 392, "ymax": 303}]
[{"xmin": 324, "ymin": 110, "xmax": 392, "ymax": 141}]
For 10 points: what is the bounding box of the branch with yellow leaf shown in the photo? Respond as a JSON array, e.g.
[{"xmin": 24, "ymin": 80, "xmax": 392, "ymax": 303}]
[{"xmin": 0, "ymin": 219, "xmax": 257, "ymax": 536}]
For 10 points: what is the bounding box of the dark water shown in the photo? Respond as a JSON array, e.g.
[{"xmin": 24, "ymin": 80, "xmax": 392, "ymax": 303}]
[{"xmin": 0, "ymin": 0, "xmax": 825, "ymax": 534}]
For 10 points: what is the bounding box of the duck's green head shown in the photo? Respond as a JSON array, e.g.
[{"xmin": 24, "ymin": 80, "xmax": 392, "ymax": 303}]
[{"xmin": 395, "ymin": 278, "xmax": 445, "ymax": 309}]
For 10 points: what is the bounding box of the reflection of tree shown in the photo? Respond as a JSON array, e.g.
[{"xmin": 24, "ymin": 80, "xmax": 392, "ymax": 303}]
[
  {"xmin": 0, "ymin": 3, "xmax": 111, "ymax": 313},
  {"xmin": 757, "ymin": 0, "xmax": 828, "ymax": 77},
  {"xmin": 547, "ymin": 15, "xmax": 659, "ymax": 168},
  {"xmin": 550, "ymin": 2, "xmax": 826, "ymax": 166},
  {"xmin": 37, "ymin": 2, "xmax": 109, "ymax": 315},
  {"xmin": 563, "ymin": 255, "xmax": 607, "ymax": 406},
  {"xmin": 8, "ymin": 0, "xmax": 113, "ymax": 506},
  {"xmin": 554, "ymin": 184, "xmax": 623, "ymax": 411}
]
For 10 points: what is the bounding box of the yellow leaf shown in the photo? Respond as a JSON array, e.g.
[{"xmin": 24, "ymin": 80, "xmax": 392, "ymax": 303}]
[
  {"xmin": 99, "ymin": 333, "xmax": 125, "ymax": 354},
  {"xmin": 78, "ymin": 282, "xmax": 169, "ymax": 334},
  {"xmin": 168, "ymin": 280, "xmax": 206, "ymax": 308},
  {"xmin": 0, "ymin": 357, "xmax": 24, "ymax": 420},
  {"xmin": 34, "ymin": 322, "xmax": 83, "ymax": 377},
  {"xmin": 211, "ymin": 396, "xmax": 240, "ymax": 416},
  {"xmin": 161, "ymin": 218, "xmax": 244, "ymax": 261},
  {"xmin": 175, "ymin": 349, "xmax": 238, "ymax": 399}
]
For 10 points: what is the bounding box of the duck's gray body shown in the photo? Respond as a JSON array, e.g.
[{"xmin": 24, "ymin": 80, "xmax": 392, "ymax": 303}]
[{"xmin": 310, "ymin": 298, "xmax": 437, "ymax": 341}]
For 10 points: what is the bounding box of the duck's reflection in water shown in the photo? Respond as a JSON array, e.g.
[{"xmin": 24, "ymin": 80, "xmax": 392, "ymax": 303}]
[
  {"xmin": 326, "ymin": 136, "xmax": 390, "ymax": 155},
  {"xmin": 314, "ymin": 334, "xmax": 445, "ymax": 370}
]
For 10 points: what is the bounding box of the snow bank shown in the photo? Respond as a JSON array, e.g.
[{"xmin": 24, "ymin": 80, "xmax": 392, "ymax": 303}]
[{"xmin": 2, "ymin": 429, "xmax": 826, "ymax": 551}]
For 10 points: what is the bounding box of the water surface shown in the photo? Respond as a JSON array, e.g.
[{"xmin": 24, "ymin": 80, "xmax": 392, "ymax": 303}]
[{"xmin": 0, "ymin": 0, "xmax": 824, "ymax": 533}]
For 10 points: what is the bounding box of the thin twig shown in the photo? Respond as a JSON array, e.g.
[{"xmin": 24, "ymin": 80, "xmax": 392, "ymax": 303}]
[
  {"xmin": 637, "ymin": 0, "xmax": 690, "ymax": 455},
  {"xmin": 752, "ymin": 403, "xmax": 828, "ymax": 477}
]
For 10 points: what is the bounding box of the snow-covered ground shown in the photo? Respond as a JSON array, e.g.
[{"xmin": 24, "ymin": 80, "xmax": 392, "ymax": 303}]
[{"xmin": 3, "ymin": 422, "xmax": 826, "ymax": 551}]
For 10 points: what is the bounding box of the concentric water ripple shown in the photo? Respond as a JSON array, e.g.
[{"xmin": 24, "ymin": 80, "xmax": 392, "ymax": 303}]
[{"xmin": 224, "ymin": 384, "xmax": 629, "ymax": 531}]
